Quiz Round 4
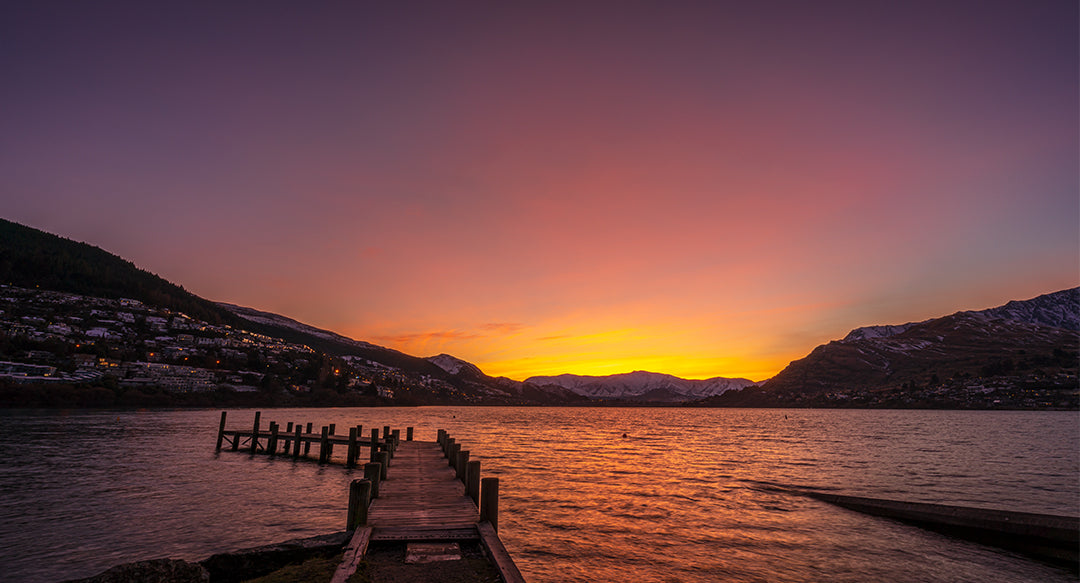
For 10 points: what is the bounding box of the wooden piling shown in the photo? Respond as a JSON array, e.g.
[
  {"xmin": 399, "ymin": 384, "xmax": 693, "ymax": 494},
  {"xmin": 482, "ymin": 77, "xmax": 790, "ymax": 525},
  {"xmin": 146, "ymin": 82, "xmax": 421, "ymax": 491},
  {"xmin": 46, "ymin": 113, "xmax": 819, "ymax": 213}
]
[
  {"xmin": 346, "ymin": 427, "xmax": 358, "ymax": 467},
  {"xmin": 456, "ymin": 450, "xmax": 469, "ymax": 481},
  {"xmin": 364, "ymin": 462, "xmax": 381, "ymax": 499},
  {"xmin": 378, "ymin": 451, "xmax": 390, "ymax": 480},
  {"xmin": 383, "ymin": 425, "xmax": 390, "ymax": 440},
  {"xmin": 347, "ymin": 479, "xmax": 372, "ymax": 530},
  {"xmin": 250, "ymin": 411, "xmax": 261, "ymax": 453},
  {"xmin": 319, "ymin": 426, "xmax": 330, "ymax": 464},
  {"xmin": 282, "ymin": 422, "xmax": 293, "ymax": 452},
  {"xmin": 370, "ymin": 428, "xmax": 380, "ymax": 462},
  {"xmin": 326, "ymin": 424, "xmax": 336, "ymax": 458},
  {"xmin": 480, "ymin": 477, "xmax": 499, "ymax": 531},
  {"xmin": 406, "ymin": 427, "xmax": 413, "ymax": 441},
  {"xmin": 467, "ymin": 460, "xmax": 481, "ymax": 505},
  {"xmin": 215, "ymin": 411, "xmax": 227, "ymax": 451},
  {"xmin": 268, "ymin": 422, "xmax": 279, "ymax": 456},
  {"xmin": 293, "ymin": 424, "xmax": 302, "ymax": 457},
  {"xmin": 304, "ymin": 422, "xmax": 313, "ymax": 455},
  {"xmin": 449, "ymin": 442, "xmax": 461, "ymax": 470}
]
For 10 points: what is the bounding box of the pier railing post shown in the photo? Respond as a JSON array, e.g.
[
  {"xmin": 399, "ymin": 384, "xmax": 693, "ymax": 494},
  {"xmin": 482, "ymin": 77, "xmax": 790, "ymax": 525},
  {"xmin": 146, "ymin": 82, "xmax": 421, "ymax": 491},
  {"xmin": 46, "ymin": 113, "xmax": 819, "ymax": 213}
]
[
  {"xmin": 319, "ymin": 426, "xmax": 330, "ymax": 464},
  {"xmin": 392, "ymin": 429, "xmax": 400, "ymax": 447},
  {"xmin": 347, "ymin": 427, "xmax": 358, "ymax": 467},
  {"xmin": 327, "ymin": 424, "xmax": 336, "ymax": 458},
  {"xmin": 457, "ymin": 450, "xmax": 469, "ymax": 481},
  {"xmin": 293, "ymin": 424, "xmax": 302, "ymax": 458},
  {"xmin": 383, "ymin": 425, "xmax": 390, "ymax": 440},
  {"xmin": 347, "ymin": 479, "xmax": 372, "ymax": 530},
  {"xmin": 406, "ymin": 427, "xmax": 413, "ymax": 441},
  {"xmin": 449, "ymin": 442, "xmax": 461, "ymax": 470},
  {"xmin": 304, "ymin": 423, "xmax": 313, "ymax": 455},
  {"xmin": 379, "ymin": 451, "xmax": 390, "ymax": 480},
  {"xmin": 216, "ymin": 411, "xmax": 227, "ymax": 451},
  {"xmin": 268, "ymin": 422, "xmax": 279, "ymax": 456},
  {"xmin": 370, "ymin": 429, "xmax": 380, "ymax": 462},
  {"xmin": 364, "ymin": 463, "xmax": 381, "ymax": 499},
  {"xmin": 282, "ymin": 422, "xmax": 293, "ymax": 452},
  {"xmin": 480, "ymin": 477, "xmax": 499, "ymax": 531},
  {"xmin": 467, "ymin": 460, "xmax": 481, "ymax": 505},
  {"xmin": 250, "ymin": 411, "xmax": 261, "ymax": 454}
]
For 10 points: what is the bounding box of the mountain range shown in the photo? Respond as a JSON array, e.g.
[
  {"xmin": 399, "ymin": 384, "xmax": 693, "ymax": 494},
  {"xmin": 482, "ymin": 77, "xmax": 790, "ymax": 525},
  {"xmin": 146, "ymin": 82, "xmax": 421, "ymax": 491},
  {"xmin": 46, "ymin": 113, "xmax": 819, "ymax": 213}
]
[{"xmin": 0, "ymin": 218, "xmax": 1076, "ymax": 407}]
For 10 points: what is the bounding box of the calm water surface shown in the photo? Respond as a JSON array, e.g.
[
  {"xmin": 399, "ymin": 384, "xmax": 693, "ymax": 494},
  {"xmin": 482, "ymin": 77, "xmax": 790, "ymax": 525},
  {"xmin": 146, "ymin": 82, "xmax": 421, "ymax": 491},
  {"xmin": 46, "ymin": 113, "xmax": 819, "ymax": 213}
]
[{"xmin": 0, "ymin": 407, "xmax": 1076, "ymax": 582}]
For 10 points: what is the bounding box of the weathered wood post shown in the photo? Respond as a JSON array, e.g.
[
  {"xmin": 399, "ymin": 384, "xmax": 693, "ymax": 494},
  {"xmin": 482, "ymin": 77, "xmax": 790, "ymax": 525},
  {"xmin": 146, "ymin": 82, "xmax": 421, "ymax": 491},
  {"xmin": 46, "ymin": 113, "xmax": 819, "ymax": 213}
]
[
  {"xmin": 346, "ymin": 427, "xmax": 358, "ymax": 468},
  {"xmin": 327, "ymin": 424, "xmax": 336, "ymax": 458},
  {"xmin": 445, "ymin": 437, "xmax": 456, "ymax": 460},
  {"xmin": 406, "ymin": 427, "xmax": 414, "ymax": 441},
  {"xmin": 370, "ymin": 429, "xmax": 380, "ymax": 462},
  {"xmin": 480, "ymin": 477, "xmax": 499, "ymax": 531},
  {"xmin": 467, "ymin": 460, "xmax": 481, "ymax": 505},
  {"xmin": 319, "ymin": 426, "xmax": 330, "ymax": 464},
  {"xmin": 364, "ymin": 462, "xmax": 381, "ymax": 499},
  {"xmin": 355, "ymin": 424, "xmax": 363, "ymax": 441},
  {"xmin": 268, "ymin": 422, "xmax": 279, "ymax": 456},
  {"xmin": 215, "ymin": 411, "xmax": 227, "ymax": 451},
  {"xmin": 250, "ymin": 411, "xmax": 261, "ymax": 453},
  {"xmin": 378, "ymin": 451, "xmax": 390, "ymax": 480},
  {"xmin": 293, "ymin": 424, "xmax": 302, "ymax": 457},
  {"xmin": 304, "ymin": 423, "xmax": 313, "ymax": 455},
  {"xmin": 282, "ymin": 421, "xmax": 293, "ymax": 452},
  {"xmin": 383, "ymin": 425, "xmax": 390, "ymax": 440},
  {"xmin": 391, "ymin": 429, "xmax": 400, "ymax": 446},
  {"xmin": 437, "ymin": 429, "xmax": 445, "ymax": 448},
  {"xmin": 449, "ymin": 441, "xmax": 461, "ymax": 470},
  {"xmin": 347, "ymin": 479, "xmax": 372, "ymax": 530},
  {"xmin": 456, "ymin": 450, "xmax": 469, "ymax": 481}
]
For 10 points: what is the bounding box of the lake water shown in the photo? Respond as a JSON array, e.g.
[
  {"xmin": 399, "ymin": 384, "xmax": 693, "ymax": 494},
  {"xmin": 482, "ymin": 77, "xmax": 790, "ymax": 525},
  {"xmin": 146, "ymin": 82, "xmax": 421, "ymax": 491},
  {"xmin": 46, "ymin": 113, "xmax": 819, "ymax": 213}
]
[{"xmin": 0, "ymin": 407, "xmax": 1076, "ymax": 582}]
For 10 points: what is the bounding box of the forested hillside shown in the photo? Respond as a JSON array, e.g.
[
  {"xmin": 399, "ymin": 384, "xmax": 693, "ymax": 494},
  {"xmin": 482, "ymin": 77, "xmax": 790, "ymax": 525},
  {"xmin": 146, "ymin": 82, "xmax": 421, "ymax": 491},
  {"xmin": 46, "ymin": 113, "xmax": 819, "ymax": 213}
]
[{"xmin": 0, "ymin": 219, "xmax": 238, "ymax": 326}]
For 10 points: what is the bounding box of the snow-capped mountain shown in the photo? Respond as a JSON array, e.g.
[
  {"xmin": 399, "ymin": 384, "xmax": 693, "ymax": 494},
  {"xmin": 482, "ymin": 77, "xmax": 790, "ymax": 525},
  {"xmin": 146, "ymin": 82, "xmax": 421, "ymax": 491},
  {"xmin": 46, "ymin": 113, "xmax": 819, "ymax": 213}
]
[
  {"xmin": 426, "ymin": 354, "xmax": 484, "ymax": 377},
  {"xmin": 842, "ymin": 322, "xmax": 922, "ymax": 342},
  {"xmin": 219, "ymin": 302, "xmax": 389, "ymax": 352},
  {"xmin": 841, "ymin": 288, "xmax": 1079, "ymax": 343},
  {"xmin": 758, "ymin": 287, "xmax": 1080, "ymax": 396},
  {"xmin": 970, "ymin": 287, "xmax": 1080, "ymax": 331},
  {"xmin": 526, "ymin": 371, "xmax": 756, "ymax": 402}
]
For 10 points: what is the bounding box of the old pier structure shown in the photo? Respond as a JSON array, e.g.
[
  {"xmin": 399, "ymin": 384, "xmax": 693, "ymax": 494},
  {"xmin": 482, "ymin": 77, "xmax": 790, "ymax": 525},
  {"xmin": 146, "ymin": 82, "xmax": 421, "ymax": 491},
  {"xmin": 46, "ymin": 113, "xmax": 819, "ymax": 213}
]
[{"xmin": 215, "ymin": 411, "xmax": 525, "ymax": 583}]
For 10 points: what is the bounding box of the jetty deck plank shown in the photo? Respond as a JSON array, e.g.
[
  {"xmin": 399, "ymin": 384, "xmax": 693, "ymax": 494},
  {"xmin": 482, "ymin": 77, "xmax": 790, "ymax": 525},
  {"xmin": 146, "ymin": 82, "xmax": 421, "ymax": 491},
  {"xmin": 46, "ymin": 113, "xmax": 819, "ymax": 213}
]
[{"xmin": 367, "ymin": 441, "xmax": 480, "ymax": 540}]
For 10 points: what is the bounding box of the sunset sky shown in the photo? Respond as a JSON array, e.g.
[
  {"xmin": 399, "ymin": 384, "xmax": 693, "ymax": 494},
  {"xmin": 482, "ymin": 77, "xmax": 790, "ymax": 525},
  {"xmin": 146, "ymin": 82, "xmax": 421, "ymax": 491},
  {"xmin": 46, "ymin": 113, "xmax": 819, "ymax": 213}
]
[{"xmin": 2, "ymin": 2, "xmax": 1076, "ymax": 381}]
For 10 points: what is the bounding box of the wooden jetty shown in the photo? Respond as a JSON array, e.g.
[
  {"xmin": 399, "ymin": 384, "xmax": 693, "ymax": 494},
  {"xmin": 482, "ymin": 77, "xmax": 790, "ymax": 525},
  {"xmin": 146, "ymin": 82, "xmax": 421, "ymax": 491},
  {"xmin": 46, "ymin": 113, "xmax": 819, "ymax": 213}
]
[
  {"xmin": 758, "ymin": 481, "xmax": 1079, "ymax": 568},
  {"xmin": 215, "ymin": 412, "xmax": 525, "ymax": 583}
]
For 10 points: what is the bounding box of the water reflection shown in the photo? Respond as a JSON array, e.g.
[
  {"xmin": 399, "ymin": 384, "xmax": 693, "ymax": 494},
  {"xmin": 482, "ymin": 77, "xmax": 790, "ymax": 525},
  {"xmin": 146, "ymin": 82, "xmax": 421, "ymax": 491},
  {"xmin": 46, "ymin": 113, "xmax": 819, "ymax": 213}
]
[{"xmin": 0, "ymin": 407, "xmax": 1075, "ymax": 582}]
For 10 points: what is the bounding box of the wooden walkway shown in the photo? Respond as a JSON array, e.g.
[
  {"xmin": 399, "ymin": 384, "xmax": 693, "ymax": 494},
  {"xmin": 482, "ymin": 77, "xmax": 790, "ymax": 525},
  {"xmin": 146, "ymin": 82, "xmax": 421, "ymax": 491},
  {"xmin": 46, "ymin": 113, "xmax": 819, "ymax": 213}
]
[
  {"xmin": 215, "ymin": 413, "xmax": 525, "ymax": 582},
  {"xmin": 332, "ymin": 438, "xmax": 524, "ymax": 583},
  {"xmin": 367, "ymin": 440, "xmax": 480, "ymax": 541}
]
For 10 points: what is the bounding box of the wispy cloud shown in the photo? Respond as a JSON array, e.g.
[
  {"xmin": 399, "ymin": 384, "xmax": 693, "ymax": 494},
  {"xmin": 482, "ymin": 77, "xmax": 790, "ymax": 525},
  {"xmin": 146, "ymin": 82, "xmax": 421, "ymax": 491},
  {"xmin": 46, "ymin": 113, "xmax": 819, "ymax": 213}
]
[{"xmin": 376, "ymin": 322, "xmax": 530, "ymax": 345}]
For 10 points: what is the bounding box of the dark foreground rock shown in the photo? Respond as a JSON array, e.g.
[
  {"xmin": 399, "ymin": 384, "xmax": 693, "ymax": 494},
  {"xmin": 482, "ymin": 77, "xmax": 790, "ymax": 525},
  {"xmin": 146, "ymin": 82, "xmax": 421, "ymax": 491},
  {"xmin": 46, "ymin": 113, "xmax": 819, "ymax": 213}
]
[
  {"xmin": 65, "ymin": 532, "xmax": 350, "ymax": 583},
  {"xmin": 66, "ymin": 559, "xmax": 209, "ymax": 583}
]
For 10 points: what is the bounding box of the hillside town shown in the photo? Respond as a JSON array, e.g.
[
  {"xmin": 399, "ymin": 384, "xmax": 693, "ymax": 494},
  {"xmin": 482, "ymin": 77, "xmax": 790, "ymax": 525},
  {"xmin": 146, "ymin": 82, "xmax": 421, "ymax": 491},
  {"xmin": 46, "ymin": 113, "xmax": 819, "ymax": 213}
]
[{"xmin": 0, "ymin": 284, "xmax": 459, "ymax": 404}]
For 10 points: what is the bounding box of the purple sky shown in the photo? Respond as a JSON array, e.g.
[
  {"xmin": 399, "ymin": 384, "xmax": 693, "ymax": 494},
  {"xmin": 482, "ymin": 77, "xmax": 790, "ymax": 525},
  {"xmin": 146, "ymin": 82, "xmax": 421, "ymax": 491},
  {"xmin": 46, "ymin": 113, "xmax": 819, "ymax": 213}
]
[{"xmin": 2, "ymin": 1, "xmax": 1077, "ymax": 380}]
